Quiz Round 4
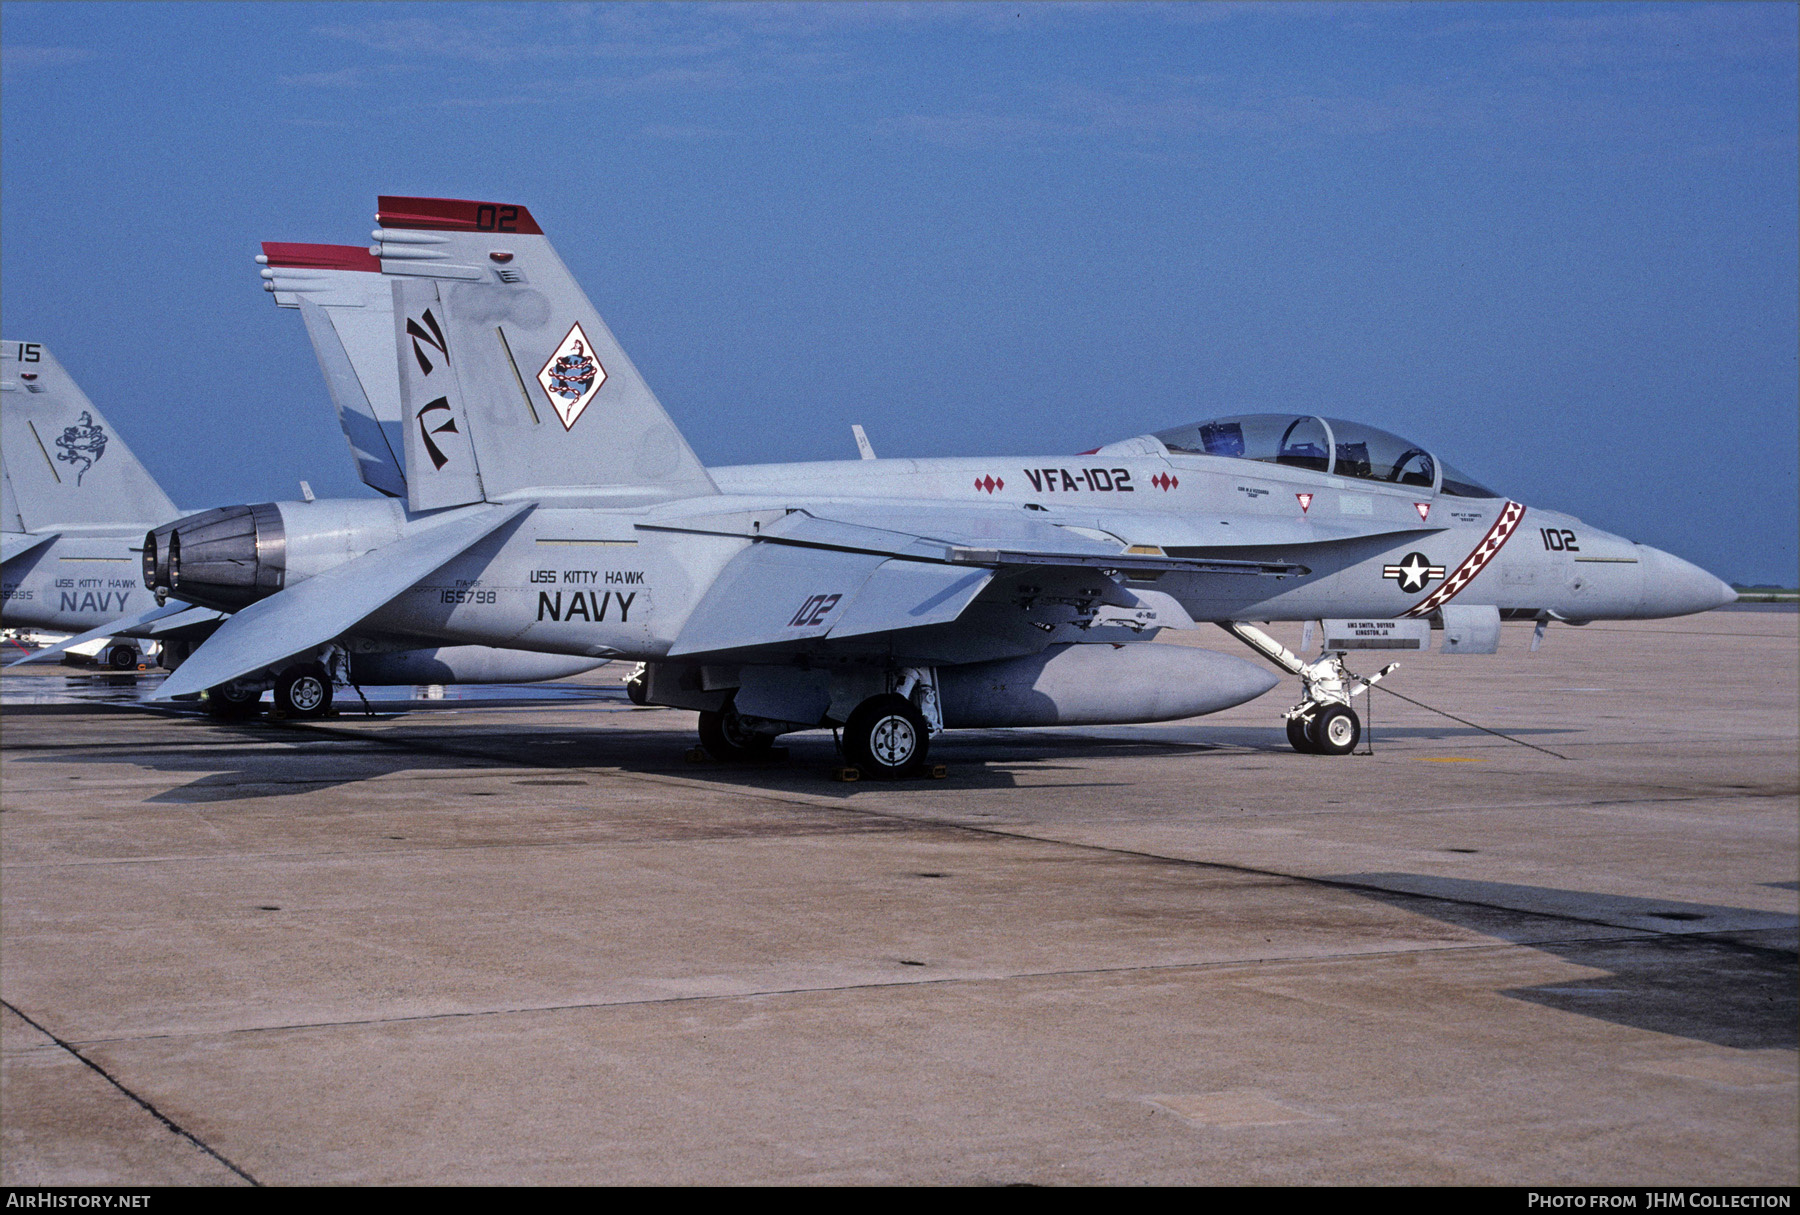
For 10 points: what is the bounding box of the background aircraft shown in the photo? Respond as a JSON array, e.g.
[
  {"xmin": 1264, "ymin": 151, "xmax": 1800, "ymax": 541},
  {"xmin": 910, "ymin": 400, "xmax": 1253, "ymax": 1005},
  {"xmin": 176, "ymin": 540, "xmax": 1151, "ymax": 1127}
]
[
  {"xmin": 133, "ymin": 196, "xmax": 1733, "ymax": 773},
  {"xmin": 2, "ymin": 342, "xmax": 181, "ymax": 669}
]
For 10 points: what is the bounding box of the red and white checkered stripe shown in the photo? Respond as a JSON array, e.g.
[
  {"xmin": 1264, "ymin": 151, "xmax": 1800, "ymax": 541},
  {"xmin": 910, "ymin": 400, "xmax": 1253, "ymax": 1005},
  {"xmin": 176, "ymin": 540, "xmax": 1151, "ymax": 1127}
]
[{"xmin": 1404, "ymin": 500, "xmax": 1526, "ymax": 617}]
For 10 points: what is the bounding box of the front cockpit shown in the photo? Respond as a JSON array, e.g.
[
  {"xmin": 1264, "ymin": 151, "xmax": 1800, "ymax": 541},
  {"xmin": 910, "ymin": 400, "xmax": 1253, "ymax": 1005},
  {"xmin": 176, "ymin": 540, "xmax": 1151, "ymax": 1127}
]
[{"xmin": 1150, "ymin": 414, "xmax": 1500, "ymax": 499}]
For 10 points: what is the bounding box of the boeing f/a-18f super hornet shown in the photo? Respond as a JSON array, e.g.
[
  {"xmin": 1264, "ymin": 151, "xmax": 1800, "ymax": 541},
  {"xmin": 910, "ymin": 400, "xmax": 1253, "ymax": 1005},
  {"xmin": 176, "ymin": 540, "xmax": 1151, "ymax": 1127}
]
[
  {"xmin": 137, "ymin": 196, "xmax": 1732, "ymax": 773},
  {"xmin": 1, "ymin": 342, "xmax": 187, "ymax": 669}
]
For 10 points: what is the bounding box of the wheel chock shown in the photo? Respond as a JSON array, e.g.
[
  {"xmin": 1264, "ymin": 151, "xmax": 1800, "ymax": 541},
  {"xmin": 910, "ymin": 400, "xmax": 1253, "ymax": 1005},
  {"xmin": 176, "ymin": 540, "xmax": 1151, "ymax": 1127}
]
[{"xmin": 831, "ymin": 766, "xmax": 862, "ymax": 782}]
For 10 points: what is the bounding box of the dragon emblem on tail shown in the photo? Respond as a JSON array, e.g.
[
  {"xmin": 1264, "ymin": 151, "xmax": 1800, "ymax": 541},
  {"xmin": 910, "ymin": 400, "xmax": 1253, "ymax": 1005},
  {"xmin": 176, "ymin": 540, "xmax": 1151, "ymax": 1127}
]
[{"xmin": 55, "ymin": 411, "xmax": 108, "ymax": 485}]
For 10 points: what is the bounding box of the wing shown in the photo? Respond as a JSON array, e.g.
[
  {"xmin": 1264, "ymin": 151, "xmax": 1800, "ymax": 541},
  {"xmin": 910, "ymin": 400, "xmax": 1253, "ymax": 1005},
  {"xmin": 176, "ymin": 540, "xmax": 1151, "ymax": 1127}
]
[
  {"xmin": 649, "ymin": 507, "xmax": 1305, "ymax": 660},
  {"xmin": 153, "ymin": 503, "xmax": 531, "ymax": 700},
  {"xmin": 668, "ymin": 545, "xmax": 994, "ymax": 658}
]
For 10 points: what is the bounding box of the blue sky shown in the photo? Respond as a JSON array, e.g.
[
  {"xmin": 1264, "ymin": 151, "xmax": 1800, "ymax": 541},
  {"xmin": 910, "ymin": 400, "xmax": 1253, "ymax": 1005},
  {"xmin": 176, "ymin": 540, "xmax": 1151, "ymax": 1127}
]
[{"xmin": 4, "ymin": 2, "xmax": 1795, "ymax": 583}]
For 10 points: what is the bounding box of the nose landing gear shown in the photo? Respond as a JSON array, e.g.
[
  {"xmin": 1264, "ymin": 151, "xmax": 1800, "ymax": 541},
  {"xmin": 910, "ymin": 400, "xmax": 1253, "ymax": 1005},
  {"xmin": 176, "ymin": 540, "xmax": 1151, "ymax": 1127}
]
[{"xmin": 1223, "ymin": 622, "xmax": 1391, "ymax": 756}]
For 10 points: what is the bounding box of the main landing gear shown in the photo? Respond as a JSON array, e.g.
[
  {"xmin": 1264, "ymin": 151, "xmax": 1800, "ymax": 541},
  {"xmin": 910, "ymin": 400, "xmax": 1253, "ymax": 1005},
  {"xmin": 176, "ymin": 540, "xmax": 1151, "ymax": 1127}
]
[
  {"xmin": 274, "ymin": 663, "xmax": 333, "ymax": 719},
  {"xmin": 697, "ymin": 692, "xmax": 776, "ymax": 762},
  {"xmin": 692, "ymin": 668, "xmax": 943, "ymax": 779},
  {"xmin": 203, "ymin": 662, "xmax": 336, "ymax": 721},
  {"xmin": 842, "ymin": 693, "xmax": 931, "ymax": 779},
  {"xmin": 204, "ymin": 680, "xmax": 264, "ymax": 719},
  {"xmin": 1224, "ymin": 623, "xmax": 1392, "ymax": 757}
]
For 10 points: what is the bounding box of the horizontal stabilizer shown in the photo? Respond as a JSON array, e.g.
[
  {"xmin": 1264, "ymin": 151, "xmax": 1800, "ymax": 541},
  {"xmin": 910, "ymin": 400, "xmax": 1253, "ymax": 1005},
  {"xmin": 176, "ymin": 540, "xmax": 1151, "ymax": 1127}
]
[
  {"xmin": 153, "ymin": 503, "xmax": 531, "ymax": 700},
  {"xmin": 2, "ymin": 530, "xmax": 57, "ymax": 566},
  {"xmin": 7, "ymin": 598, "xmax": 204, "ymax": 666}
]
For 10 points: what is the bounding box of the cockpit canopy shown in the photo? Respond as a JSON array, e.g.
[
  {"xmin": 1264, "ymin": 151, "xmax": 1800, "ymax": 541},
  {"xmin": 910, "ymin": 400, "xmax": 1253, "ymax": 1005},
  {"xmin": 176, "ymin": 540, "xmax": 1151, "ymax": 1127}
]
[{"xmin": 1152, "ymin": 414, "xmax": 1499, "ymax": 498}]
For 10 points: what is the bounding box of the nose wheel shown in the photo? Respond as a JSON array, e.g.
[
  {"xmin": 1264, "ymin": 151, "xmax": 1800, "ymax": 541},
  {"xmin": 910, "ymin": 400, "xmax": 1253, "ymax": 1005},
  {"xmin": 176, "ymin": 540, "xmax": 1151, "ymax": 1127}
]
[
  {"xmin": 1286, "ymin": 714, "xmax": 1317, "ymax": 754},
  {"xmin": 1307, "ymin": 704, "xmax": 1361, "ymax": 755}
]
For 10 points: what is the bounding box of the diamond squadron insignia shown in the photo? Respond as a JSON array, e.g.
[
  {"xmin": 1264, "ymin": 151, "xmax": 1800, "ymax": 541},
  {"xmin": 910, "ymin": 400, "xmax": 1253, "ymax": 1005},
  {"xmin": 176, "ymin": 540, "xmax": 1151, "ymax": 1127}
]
[{"xmin": 538, "ymin": 323, "xmax": 606, "ymax": 430}]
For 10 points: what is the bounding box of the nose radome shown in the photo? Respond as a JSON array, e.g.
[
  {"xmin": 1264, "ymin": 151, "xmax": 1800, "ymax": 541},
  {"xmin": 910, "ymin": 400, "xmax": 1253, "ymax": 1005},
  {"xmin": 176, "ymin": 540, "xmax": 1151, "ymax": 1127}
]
[{"xmin": 1638, "ymin": 545, "xmax": 1737, "ymax": 617}]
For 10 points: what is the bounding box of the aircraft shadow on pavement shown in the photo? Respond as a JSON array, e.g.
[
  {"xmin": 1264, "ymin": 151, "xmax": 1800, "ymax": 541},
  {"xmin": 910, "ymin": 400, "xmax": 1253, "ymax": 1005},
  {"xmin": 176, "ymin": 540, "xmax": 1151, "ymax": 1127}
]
[
  {"xmin": 8, "ymin": 707, "xmax": 1341, "ymax": 803},
  {"xmin": 1327, "ymin": 872, "xmax": 1800, "ymax": 1051}
]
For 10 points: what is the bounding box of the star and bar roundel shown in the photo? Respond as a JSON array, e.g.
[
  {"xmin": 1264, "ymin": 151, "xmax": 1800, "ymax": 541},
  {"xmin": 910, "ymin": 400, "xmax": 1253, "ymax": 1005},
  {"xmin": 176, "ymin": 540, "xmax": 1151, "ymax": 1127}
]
[
  {"xmin": 1397, "ymin": 500, "xmax": 1527, "ymax": 617},
  {"xmin": 1383, "ymin": 551, "xmax": 1446, "ymax": 595}
]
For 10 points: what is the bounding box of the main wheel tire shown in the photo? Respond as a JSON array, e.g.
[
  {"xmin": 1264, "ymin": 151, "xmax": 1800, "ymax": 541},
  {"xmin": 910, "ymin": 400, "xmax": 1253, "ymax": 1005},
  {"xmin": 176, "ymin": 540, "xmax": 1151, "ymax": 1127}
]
[
  {"xmin": 1308, "ymin": 704, "xmax": 1361, "ymax": 756},
  {"xmin": 274, "ymin": 664, "xmax": 333, "ymax": 719},
  {"xmin": 1286, "ymin": 714, "xmax": 1317, "ymax": 754},
  {"xmin": 697, "ymin": 694, "xmax": 775, "ymax": 761},
  {"xmin": 843, "ymin": 693, "xmax": 929, "ymax": 779},
  {"xmin": 107, "ymin": 645, "xmax": 139, "ymax": 670},
  {"xmin": 204, "ymin": 682, "xmax": 263, "ymax": 719}
]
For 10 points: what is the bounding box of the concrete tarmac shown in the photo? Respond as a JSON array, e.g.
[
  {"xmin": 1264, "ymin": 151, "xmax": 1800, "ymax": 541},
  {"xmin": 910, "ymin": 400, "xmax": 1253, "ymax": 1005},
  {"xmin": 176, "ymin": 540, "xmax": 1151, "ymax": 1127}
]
[{"xmin": 2, "ymin": 612, "xmax": 1794, "ymax": 1186}]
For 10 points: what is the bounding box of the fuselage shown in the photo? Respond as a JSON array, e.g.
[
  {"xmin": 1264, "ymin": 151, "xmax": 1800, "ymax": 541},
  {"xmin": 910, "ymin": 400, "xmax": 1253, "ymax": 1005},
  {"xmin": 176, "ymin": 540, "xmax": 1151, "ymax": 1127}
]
[
  {"xmin": 160, "ymin": 435, "xmax": 1732, "ymax": 668},
  {"xmin": 2, "ymin": 528, "xmax": 157, "ymax": 633}
]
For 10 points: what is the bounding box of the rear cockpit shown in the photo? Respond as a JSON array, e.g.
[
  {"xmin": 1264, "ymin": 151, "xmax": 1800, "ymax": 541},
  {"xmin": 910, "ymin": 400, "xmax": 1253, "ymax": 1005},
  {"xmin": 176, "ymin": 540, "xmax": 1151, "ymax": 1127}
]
[{"xmin": 1149, "ymin": 414, "xmax": 1500, "ymax": 498}]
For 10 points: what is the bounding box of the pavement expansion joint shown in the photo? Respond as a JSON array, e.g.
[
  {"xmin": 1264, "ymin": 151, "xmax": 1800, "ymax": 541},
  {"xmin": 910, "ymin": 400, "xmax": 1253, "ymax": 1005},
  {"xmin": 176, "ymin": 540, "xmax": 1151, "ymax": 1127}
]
[
  {"xmin": 41, "ymin": 933, "xmax": 1680, "ymax": 1048},
  {"xmin": 0, "ymin": 998, "xmax": 261, "ymax": 1186}
]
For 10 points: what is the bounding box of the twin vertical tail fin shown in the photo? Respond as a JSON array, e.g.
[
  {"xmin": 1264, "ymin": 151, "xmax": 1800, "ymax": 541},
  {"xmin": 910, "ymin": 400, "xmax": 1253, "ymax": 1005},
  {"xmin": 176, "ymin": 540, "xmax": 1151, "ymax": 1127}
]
[
  {"xmin": 0, "ymin": 341, "xmax": 177, "ymax": 532},
  {"xmin": 258, "ymin": 244, "xmax": 408, "ymax": 498},
  {"xmin": 375, "ymin": 197, "xmax": 717, "ymax": 511}
]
